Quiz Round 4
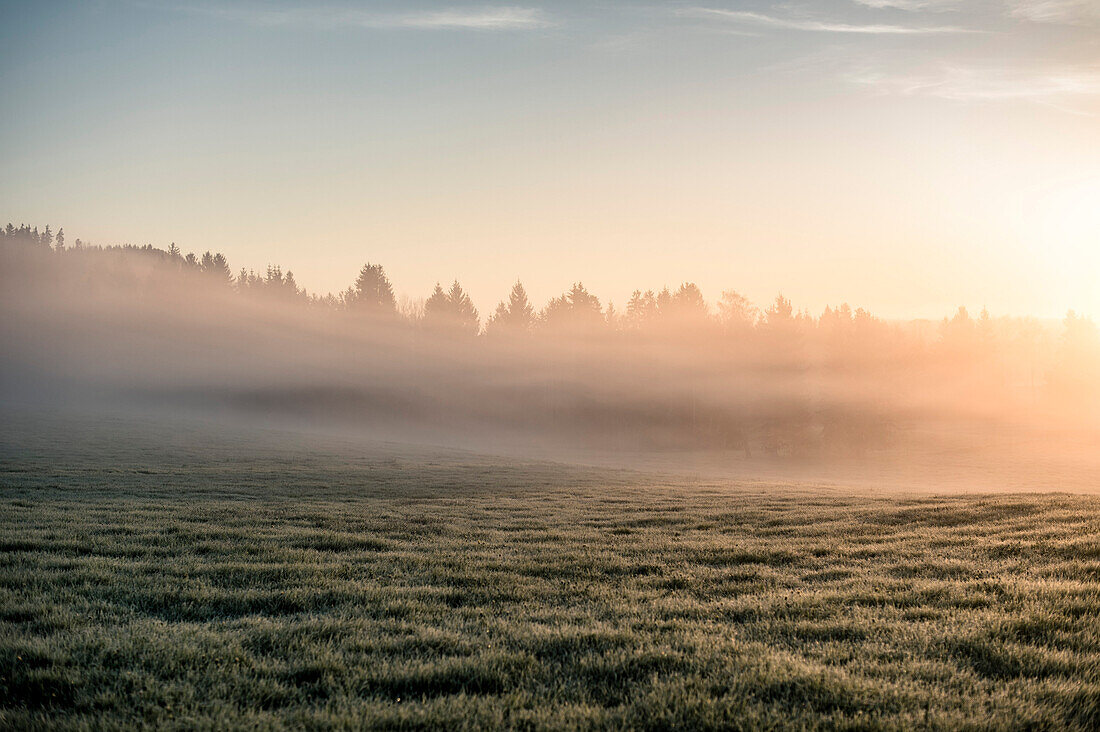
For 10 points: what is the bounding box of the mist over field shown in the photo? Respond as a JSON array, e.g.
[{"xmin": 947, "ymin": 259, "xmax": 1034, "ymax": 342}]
[{"xmin": 4, "ymin": 227, "xmax": 1100, "ymax": 490}]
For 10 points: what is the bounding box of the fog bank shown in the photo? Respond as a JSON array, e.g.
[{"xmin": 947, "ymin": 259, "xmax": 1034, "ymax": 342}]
[{"xmin": 3, "ymin": 232, "xmax": 1099, "ymax": 487}]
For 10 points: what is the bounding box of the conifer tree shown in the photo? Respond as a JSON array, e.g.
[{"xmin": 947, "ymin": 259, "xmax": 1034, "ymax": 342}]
[
  {"xmin": 350, "ymin": 263, "xmax": 397, "ymax": 315},
  {"xmin": 488, "ymin": 280, "xmax": 534, "ymax": 333}
]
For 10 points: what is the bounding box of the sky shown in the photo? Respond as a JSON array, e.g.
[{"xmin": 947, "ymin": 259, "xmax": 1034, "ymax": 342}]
[{"xmin": 1, "ymin": 0, "xmax": 1098, "ymax": 319}]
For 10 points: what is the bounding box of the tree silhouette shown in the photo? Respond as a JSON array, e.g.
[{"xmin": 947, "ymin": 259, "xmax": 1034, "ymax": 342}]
[
  {"xmin": 656, "ymin": 287, "xmax": 673, "ymax": 316},
  {"xmin": 349, "ymin": 263, "xmax": 397, "ymax": 315},
  {"xmin": 284, "ymin": 271, "xmax": 300, "ymax": 299},
  {"xmin": 200, "ymin": 251, "xmax": 234, "ymax": 287},
  {"xmin": 625, "ymin": 289, "xmax": 659, "ymax": 330},
  {"xmin": 939, "ymin": 306, "xmax": 976, "ymax": 354},
  {"xmin": 1051, "ymin": 310, "xmax": 1100, "ymax": 405},
  {"xmin": 718, "ymin": 290, "xmax": 757, "ymax": 331},
  {"xmin": 425, "ymin": 283, "xmax": 449, "ymax": 321},
  {"xmin": 764, "ymin": 294, "xmax": 794, "ymax": 327},
  {"xmin": 237, "ymin": 268, "xmax": 255, "ymax": 292},
  {"xmin": 605, "ymin": 301, "xmax": 619, "ymax": 330},
  {"xmin": 488, "ymin": 280, "xmax": 534, "ymax": 334},
  {"xmin": 449, "ymin": 281, "xmax": 480, "ymax": 333},
  {"xmin": 424, "ymin": 281, "xmax": 480, "ymax": 333},
  {"xmin": 541, "ymin": 283, "xmax": 603, "ymax": 331},
  {"xmin": 667, "ymin": 283, "xmax": 708, "ymax": 325}
]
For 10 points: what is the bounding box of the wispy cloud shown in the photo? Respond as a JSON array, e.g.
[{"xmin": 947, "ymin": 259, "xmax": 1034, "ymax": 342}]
[
  {"xmin": 1006, "ymin": 0, "xmax": 1100, "ymax": 25},
  {"xmin": 855, "ymin": 0, "xmax": 1100, "ymax": 25},
  {"xmin": 845, "ymin": 63, "xmax": 1100, "ymax": 112},
  {"xmin": 680, "ymin": 7, "xmax": 978, "ymax": 33},
  {"xmin": 177, "ymin": 4, "xmax": 551, "ymax": 31},
  {"xmin": 852, "ymin": 0, "xmax": 961, "ymax": 10}
]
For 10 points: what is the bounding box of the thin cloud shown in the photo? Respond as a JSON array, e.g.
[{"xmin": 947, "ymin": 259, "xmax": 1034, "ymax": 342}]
[
  {"xmin": 1007, "ymin": 0, "xmax": 1100, "ymax": 25},
  {"xmin": 856, "ymin": 0, "xmax": 1100, "ymax": 25},
  {"xmin": 681, "ymin": 7, "xmax": 978, "ymax": 33},
  {"xmin": 177, "ymin": 4, "xmax": 551, "ymax": 31},
  {"xmin": 846, "ymin": 63, "xmax": 1100, "ymax": 112},
  {"xmin": 853, "ymin": 0, "xmax": 962, "ymax": 9}
]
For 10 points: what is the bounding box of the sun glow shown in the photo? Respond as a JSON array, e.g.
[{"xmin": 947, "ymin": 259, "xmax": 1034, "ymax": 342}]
[
  {"xmin": 1034, "ymin": 177, "xmax": 1100, "ymax": 265},
  {"xmin": 1018, "ymin": 176, "xmax": 1100, "ymax": 316}
]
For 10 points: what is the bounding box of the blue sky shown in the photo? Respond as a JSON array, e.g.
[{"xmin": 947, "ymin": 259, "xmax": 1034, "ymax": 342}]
[{"xmin": 2, "ymin": 1, "xmax": 1098, "ymax": 317}]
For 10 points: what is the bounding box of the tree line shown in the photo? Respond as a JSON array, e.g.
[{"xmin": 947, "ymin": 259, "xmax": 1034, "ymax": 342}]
[
  {"xmin": 3, "ymin": 221, "xmax": 1098, "ymax": 379},
  {"xmin": 7, "ymin": 220, "xmax": 1100, "ymax": 452}
]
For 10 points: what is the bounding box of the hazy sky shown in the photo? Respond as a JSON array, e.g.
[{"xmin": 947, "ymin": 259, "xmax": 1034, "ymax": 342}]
[{"xmin": 2, "ymin": 0, "xmax": 1098, "ymax": 318}]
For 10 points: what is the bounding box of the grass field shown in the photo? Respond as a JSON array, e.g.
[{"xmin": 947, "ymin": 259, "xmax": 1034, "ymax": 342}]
[{"xmin": 2, "ymin": 415, "xmax": 1100, "ymax": 729}]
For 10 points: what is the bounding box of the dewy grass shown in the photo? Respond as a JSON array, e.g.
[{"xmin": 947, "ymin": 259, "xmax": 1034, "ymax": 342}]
[{"xmin": 2, "ymin": 422, "xmax": 1100, "ymax": 729}]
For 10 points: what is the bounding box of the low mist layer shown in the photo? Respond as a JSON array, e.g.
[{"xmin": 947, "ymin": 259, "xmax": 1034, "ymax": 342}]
[{"xmin": 3, "ymin": 226, "xmax": 1099, "ymax": 480}]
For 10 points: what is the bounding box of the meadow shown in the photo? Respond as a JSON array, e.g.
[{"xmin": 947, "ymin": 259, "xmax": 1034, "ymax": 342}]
[{"xmin": 2, "ymin": 415, "xmax": 1100, "ymax": 730}]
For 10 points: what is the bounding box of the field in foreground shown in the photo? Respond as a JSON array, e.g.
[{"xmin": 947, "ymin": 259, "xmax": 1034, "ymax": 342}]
[{"xmin": 2, "ymin": 416, "xmax": 1100, "ymax": 729}]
